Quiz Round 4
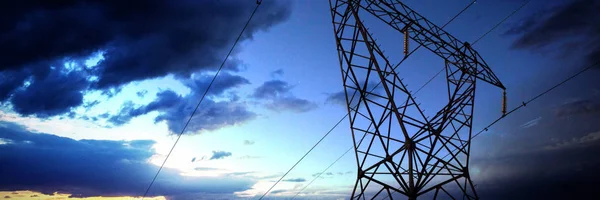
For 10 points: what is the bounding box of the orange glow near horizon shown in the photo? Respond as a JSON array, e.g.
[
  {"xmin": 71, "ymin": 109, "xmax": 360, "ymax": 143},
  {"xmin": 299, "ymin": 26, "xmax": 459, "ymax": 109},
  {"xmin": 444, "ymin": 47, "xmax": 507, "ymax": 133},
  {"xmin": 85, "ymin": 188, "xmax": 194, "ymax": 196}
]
[{"xmin": 0, "ymin": 191, "xmax": 167, "ymax": 200}]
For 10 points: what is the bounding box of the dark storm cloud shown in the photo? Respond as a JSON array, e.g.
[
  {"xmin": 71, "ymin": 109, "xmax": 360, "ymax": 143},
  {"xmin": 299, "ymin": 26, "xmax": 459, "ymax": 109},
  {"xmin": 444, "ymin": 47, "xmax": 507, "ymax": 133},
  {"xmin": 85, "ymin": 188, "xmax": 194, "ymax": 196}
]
[
  {"xmin": 0, "ymin": 0, "xmax": 290, "ymax": 87},
  {"xmin": 0, "ymin": 70, "xmax": 28, "ymax": 102},
  {"xmin": 209, "ymin": 151, "xmax": 232, "ymax": 160},
  {"xmin": 252, "ymin": 80, "xmax": 317, "ymax": 113},
  {"xmin": 506, "ymin": 0, "xmax": 600, "ymax": 67},
  {"xmin": 0, "ymin": 121, "xmax": 254, "ymax": 197},
  {"xmin": 0, "ymin": 0, "xmax": 290, "ymax": 118},
  {"xmin": 107, "ymin": 73, "xmax": 255, "ymax": 134},
  {"xmin": 9, "ymin": 68, "xmax": 90, "ymax": 118},
  {"xmin": 466, "ymin": 98, "xmax": 600, "ymax": 199},
  {"xmin": 554, "ymin": 99, "xmax": 600, "ymax": 118},
  {"xmin": 473, "ymin": 135, "xmax": 600, "ymax": 200}
]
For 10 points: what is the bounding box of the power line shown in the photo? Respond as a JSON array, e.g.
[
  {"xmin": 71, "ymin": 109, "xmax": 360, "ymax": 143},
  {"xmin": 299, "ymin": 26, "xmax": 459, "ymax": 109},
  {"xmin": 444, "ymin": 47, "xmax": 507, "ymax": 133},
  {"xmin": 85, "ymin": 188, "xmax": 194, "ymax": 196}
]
[
  {"xmin": 472, "ymin": 0, "xmax": 531, "ymax": 45},
  {"xmin": 288, "ymin": 1, "xmax": 477, "ymax": 198},
  {"xmin": 257, "ymin": 114, "xmax": 348, "ymax": 199},
  {"xmin": 389, "ymin": 0, "xmax": 477, "ymax": 73},
  {"xmin": 295, "ymin": 0, "xmax": 533, "ymax": 198},
  {"xmin": 140, "ymin": 2, "xmax": 262, "ymax": 199},
  {"xmin": 473, "ymin": 60, "xmax": 600, "ymax": 139},
  {"xmin": 439, "ymin": 59, "xmax": 600, "ymax": 162},
  {"xmin": 414, "ymin": 0, "xmax": 531, "ymax": 95},
  {"xmin": 291, "ymin": 146, "xmax": 353, "ymax": 199},
  {"xmin": 379, "ymin": 1, "xmax": 533, "ymax": 198}
]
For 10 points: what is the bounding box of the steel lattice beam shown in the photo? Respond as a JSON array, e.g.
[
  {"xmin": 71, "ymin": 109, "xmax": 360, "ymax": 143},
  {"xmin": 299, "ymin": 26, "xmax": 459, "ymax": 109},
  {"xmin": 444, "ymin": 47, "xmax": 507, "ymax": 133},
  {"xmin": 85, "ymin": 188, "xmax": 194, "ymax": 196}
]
[{"xmin": 329, "ymin": 0, "xmax": 505, "ymax": 199}]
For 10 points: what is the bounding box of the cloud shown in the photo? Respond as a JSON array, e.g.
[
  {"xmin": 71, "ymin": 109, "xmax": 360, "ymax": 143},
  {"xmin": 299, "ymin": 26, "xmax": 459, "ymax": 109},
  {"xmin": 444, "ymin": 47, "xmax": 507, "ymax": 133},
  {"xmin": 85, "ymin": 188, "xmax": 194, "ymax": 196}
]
[
  {"xmin": 554, "ymin": 99, "xmax": 600, "ymax": 118},
  {"xmin": 181, "ymin": 72, "xmax": 251, "ymax": 97},
  {"xmin": 0, "ymin": 0, "xmax": 290, "ymax": 118},
  {"xmin": 520, "ymin": 117, "xmax": 542, "ymax": 128},
  {"xmin": 252, "ymin": 80, "xmax": 317, "ymax": 113},
  {"xmin": 465, "ymin": 100, "xmax": 600, "ymax": 200},
  {"xmin": 252, "ymin": 80, "xmax": 291, "ymax": 99},
  {"xmin": 136, "ymin": 90, "xmax": 148, "ymax": 98},
  {"xmin": 107, "ymin": 72, "xmax": 256, "ymax": 134},
  {"xmin": 270, "ymin": 69, "xmax": 284, "ymax": 77},
  {"xmin": 544, "ymin": 131, "xmax": 600, "ymax": 150},
  {"xmin": 243, "ymin": 140, "xmax": 255, "ymax": 145},
  {"xmin": 264, "ymin": 97, "xmax": 316, "ymax": 113},
  {"xmin": 310, "ymin": 171, "xmax": 352, "ymax": 180},
  {"xmin": 325, "ymin": 91, "xmax": 346, "ymax": 106},
  {"xmin": 325, "ymin": 81, "xmax": 384, "ymax": 108},
  {"xmin": 282, "ymin": 178, "xmax": 306, "ymax": 182},
  {"xmin": 194, "ymin": 167, "xmax": 221, "ymax": 171},
  {"xmin": 210, "ymin": 151, "xmax": 232, "ymax": 160},
  {"xmin": 472, "ymin": 137, "xmax": 600, "ymax": 199},
  {"xmin": 270, "ymin": 190, "xmax": 287, "ymax": 194},
  {"xmin": 0, "ymin": 121, "xmax": 254, "ymax": 197},
  {"xmin": 505, "ymin": 0, "xmax": 600, "ymax": 67},
  {"xmin": 5, "ymin": 65, "xmax": 91, "ymax": 118}
]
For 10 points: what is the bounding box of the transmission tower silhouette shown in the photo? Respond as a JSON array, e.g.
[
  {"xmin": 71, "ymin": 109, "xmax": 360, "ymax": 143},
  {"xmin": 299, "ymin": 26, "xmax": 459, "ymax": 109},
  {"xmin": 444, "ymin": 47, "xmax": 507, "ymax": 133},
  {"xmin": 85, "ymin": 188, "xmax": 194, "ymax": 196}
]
[{"xmin": 330, "ymin": 0, "xmax": 506, "ymax": 199}]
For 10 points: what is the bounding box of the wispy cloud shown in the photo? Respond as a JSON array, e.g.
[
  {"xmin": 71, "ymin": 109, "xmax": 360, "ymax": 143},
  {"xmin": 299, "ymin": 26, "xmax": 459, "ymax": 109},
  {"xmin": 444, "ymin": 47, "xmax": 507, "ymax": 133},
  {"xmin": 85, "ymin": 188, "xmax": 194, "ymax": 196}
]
[
  {"xmin": 270, "ymin": 69, "xmax": 284, "ymax": 77},
  {"xmin": 520, "ymin": 117, "xmax": 542, "ymax": 129},
  {"xmin": 243, "ymin": 140, "xmax": 255, "ymax": 145},
  {"xmin": 210, "ymin": 151, "xmax": 232, "ymax": 160},
  {"xmin": 281, "ymin": 178, "xmax": 306, "ymax": 182}
]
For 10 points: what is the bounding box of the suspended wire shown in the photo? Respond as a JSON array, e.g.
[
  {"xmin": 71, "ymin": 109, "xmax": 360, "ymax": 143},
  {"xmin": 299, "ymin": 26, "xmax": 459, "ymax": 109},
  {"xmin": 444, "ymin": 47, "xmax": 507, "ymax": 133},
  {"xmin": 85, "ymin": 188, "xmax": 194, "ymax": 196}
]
[
  {"xmin": 291, "ymin": 146, "xmax": 353, "ymax": 199},
  {"xmin": 379, "ymin": 1, "xmax": 534, "ymax": 198},
  {"xmin": 288, "ymin": 1, "xmax": 477, "ymax": 198},
  {"xmin": 439, "ymin": 59, "xmax": 600, "ymax": 162},
  {"xmin": 389, "ymin": 0, "xmax": 477, "ymax": 73},
  {"xmin": 412, "ymin": 0, "xmax": 531, "ymax": 95},
  {"xmin": 472, "ymin": 0, "xmax": 531, "ymax": 45},
  {"xmin": 257, "ymin": 114, "xmax": 348, "ymax": 200},
  {"xmin": 140, "ymin": 2, "xmax": 262, "ymax": 199},
  {"xmin": 290, "ymin": 0, "xmax": 532, "ymax": 198}
]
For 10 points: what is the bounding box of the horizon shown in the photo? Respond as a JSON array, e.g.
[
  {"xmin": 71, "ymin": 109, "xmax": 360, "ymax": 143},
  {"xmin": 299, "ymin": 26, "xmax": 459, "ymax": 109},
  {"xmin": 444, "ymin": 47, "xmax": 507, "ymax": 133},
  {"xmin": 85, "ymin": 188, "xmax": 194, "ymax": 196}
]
[{"xmin": 1, "ymin": 0, "xmax": 599, "ymax": 199}]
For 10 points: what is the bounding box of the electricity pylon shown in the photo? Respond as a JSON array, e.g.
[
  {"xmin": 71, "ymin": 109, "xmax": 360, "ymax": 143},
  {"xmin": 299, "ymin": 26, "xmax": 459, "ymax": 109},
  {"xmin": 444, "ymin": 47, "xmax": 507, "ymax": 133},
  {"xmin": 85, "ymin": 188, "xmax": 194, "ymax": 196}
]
[{"xmin": 329, "ymin": 0, "xmax": 506, "ymax": 199}]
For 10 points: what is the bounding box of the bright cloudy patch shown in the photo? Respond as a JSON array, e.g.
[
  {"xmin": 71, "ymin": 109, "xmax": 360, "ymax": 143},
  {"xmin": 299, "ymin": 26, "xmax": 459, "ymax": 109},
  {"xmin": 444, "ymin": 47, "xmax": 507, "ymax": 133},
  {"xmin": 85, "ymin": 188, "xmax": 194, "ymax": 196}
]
[
  {"xmin": 0, "ymin": 191, "xmax": 166, "ymax": 200},
  {"xmin": 0, "ymin": 121, "xmax": 254, "ymax": 197}
]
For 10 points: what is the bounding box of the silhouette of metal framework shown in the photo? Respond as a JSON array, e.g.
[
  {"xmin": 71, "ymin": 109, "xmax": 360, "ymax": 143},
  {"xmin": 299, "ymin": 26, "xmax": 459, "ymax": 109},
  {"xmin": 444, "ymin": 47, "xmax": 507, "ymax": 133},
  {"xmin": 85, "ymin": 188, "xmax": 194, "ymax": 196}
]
[{"xmin": 329, "ymin": 0, "xmax": 506, "ymax": 199}]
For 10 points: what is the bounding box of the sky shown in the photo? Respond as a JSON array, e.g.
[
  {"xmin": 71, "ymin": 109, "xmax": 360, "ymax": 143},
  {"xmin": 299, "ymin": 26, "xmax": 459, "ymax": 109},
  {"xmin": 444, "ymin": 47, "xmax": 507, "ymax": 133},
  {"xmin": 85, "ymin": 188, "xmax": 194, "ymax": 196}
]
[{"xmin": 0, "ymin": 0, "xmax": 599, "ymax": 199}]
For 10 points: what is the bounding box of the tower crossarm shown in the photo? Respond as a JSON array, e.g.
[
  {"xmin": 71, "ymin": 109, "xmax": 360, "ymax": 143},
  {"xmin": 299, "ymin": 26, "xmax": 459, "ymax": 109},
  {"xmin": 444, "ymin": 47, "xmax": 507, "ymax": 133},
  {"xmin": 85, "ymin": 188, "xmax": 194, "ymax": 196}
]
[{"xmin": 359, "ymin": 0, "xmax": 505, "ymax": 89}]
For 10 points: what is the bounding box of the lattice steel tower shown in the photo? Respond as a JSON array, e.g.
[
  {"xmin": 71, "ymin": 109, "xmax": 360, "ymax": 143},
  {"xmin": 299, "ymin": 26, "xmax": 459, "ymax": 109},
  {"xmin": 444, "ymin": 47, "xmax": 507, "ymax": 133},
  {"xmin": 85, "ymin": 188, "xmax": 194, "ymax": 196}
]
[{"xmin": 330, "ymin": 0, "xmax": 506, "ymax": 199}]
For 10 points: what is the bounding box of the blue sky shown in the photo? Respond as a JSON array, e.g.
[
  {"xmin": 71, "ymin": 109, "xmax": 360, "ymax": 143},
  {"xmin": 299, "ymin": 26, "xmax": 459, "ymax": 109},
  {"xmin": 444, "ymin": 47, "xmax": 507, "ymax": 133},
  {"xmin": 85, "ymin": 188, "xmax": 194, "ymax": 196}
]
[{"xmin": 1, "ymin": 0, "xmax": 600, "ymax": 199}]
